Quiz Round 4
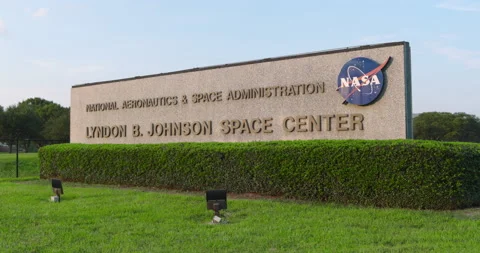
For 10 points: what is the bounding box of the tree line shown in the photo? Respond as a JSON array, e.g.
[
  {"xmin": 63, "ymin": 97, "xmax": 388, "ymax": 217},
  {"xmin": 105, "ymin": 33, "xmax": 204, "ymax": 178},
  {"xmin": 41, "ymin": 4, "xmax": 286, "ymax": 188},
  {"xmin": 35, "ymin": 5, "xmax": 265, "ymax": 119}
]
[
  {"xmin": 413, "ymin": 112, "xmax": 480, "ymax": 143},
  {"xmin": 0, "ymin": 97, "xmax": 70, "ymax": 152}
]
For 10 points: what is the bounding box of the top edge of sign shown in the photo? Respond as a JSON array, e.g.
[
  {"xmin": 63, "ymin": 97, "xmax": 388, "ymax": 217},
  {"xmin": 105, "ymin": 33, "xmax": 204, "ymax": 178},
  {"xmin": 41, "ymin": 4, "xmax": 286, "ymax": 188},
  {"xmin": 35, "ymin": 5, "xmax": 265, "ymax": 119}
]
[{"xmin": 72, "ymin": 41, "xmax": 409, "ymax": 88}]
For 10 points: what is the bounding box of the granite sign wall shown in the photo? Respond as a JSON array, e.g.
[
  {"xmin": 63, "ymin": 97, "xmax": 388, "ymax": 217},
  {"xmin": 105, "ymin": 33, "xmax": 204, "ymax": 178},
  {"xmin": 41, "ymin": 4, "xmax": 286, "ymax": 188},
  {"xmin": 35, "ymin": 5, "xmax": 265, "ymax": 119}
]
[{"xmin": 70, "ymin": 41, "xmax": 412, "ymax": 143}]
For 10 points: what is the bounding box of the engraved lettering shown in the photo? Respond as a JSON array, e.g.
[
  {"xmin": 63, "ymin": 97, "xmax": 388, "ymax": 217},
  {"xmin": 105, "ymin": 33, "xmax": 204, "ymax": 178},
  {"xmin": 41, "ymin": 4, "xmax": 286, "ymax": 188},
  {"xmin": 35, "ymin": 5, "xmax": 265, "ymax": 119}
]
[{"xmin": 336, "ymin": 114, "xmax": 349, "ymax": 131}]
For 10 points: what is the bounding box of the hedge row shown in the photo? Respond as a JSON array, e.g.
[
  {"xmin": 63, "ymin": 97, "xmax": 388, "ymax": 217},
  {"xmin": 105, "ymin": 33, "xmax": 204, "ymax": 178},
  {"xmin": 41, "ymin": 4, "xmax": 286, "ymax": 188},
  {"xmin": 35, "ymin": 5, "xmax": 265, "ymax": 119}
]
[{"xmin": 39, "ymin": 140, "xmax": 480, "ymax": 210}]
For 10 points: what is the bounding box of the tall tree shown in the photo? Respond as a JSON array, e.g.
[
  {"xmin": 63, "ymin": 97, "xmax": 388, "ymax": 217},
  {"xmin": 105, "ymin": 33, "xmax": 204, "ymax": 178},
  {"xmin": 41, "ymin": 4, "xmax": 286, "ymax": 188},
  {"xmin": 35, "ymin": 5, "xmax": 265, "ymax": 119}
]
[
  {"xmin": 1, "ymin": 98, "xmax": 70, "ymax": 152},
  {"xmin": 42, "ymin": 107, "xmax": 70, "ymax": 141},
  {"xmin": 18, "ymin": 97, "xmax": 65, "ymax": 130},
  {"xmin": 414, "ymin": 112, "xmax": 480, "ymax": 143},
  {"xmin": 1, "ymin": 104, "xmax": 42, "ymax": 152}
]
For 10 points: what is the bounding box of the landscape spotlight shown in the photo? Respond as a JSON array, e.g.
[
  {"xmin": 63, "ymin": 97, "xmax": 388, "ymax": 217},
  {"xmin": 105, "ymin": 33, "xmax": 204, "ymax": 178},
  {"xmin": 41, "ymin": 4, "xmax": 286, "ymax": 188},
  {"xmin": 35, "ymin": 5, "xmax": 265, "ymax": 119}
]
[
  {"xmin": 206, "ymin": 189, "xmax": 227, "ymax": 217},
  {"xmin": 51, "ymin": 179, "xmax": 64, "ymax": 202}
]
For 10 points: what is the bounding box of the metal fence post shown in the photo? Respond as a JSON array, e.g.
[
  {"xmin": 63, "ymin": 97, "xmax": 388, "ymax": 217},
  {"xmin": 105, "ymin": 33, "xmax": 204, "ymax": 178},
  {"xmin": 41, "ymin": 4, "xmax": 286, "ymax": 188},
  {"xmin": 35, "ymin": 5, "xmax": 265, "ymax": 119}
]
[{"xmin": 16, "ymin": 138, "xmax": 19, "ymax": 178}]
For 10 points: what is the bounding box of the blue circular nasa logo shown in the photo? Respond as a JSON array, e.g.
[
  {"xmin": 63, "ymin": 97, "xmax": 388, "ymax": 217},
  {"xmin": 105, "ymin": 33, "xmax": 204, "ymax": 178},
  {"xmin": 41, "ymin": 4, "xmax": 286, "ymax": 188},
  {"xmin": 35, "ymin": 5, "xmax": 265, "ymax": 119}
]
[{"xmin": 337, "ymin": 57, "xmax": 390, "ymax": 105}]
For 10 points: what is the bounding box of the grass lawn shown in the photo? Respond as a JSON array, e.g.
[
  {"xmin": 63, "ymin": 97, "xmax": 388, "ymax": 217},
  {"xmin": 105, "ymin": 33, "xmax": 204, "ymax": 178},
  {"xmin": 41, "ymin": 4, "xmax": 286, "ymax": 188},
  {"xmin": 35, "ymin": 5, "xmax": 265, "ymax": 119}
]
[
  {"xmin": 0, "ymin": 153, "xmax": 39, "ymax": 178},
  {"xmin": 0, "ymin": 180, "xmax": 479, "ymax": 252}
]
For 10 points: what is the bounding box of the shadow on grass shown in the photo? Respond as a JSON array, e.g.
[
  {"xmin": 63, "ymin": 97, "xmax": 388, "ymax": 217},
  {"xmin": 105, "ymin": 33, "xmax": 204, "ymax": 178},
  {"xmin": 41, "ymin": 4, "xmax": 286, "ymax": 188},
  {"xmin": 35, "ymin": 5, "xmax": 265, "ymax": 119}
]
[{"xmin": 453, "ymin": 208, "xmax": 480, "ymax": 220}]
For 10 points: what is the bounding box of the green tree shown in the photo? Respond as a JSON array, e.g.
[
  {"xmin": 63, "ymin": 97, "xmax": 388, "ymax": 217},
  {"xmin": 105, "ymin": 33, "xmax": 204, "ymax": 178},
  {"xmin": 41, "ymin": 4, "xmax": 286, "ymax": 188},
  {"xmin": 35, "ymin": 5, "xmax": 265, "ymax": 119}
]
[
  {"xmin": 413, "ymin": 112, "xmax": 480, "ymax": 143},
  {"xmin": 42, "ymin": 108, "xmax": 70, "ymax": 141},
  {"xmin": 1, "ymin": 104, "xmax": 42, "ymax": 152},
  {"xmin": 17, "ymin": 97, "xmax": 70, "ymax": 141},
  {"xmin": 0, "ymin": 98, "xmax": 70, "ymax": 152},
  {"xmin": 18, "ymin": 97, "xmax": 65, "ymax": 128}
]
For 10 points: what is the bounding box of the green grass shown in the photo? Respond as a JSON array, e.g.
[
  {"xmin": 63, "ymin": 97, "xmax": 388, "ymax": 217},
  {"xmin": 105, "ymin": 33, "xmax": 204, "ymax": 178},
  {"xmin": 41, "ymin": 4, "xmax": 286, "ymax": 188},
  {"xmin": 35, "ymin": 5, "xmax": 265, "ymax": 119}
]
[
  {"xmin": 0, "ymin": 153, "xmax": 40, "ymax": 178},
  {"xmin": 1, "ymin": 180, "xmax": 480, "ymax": 252}
]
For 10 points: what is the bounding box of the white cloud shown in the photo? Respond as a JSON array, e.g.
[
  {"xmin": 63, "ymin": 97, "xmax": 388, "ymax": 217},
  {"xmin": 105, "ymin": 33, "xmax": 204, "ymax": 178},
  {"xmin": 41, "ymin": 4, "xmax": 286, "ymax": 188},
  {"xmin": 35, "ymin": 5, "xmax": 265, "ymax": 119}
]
[
  {"xmin": 27, "ymin": 59, "xmax": 105, "ymax": 74},
  {"xmin": 429, "ymin": 43, "xmax": 480, "ymax": 69},
  {"xmin": 356, "ymin": 34, "xmax": 397, "ymax": 45},
  {"xmin": 435, "ymin": 0, "xmax": 480, "ymax": 11},
  {"xmin": 439, "ymin": 33, "xmax": 459, "ymax": 40},
  {"xmin": 27, "ymin": 59, "xmax": 58, "ymax": 69},
  {"xmin": 68, "ymin": 65, "xmax": 105, "ymax": 74},
  {"xmin": 0, "ymin": 19, "xmax": 6, "ymax": 34},
  {"xmin": 33, "ymin": 8, "xmax": 49, "ymax": 18}
]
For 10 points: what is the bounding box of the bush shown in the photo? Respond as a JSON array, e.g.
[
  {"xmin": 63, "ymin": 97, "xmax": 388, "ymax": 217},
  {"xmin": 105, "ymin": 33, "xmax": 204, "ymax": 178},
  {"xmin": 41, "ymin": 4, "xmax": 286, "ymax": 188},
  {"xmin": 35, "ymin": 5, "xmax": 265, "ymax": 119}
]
[{"xmin": 39, "ymin": 140, "xmax": 480, "ymax": 210}]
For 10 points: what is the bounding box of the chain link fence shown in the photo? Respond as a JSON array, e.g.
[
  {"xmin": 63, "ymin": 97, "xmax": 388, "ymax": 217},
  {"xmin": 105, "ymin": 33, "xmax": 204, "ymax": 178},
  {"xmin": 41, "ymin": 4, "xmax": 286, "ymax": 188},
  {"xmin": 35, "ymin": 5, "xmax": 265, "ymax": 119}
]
[{"xmin": 0, "ymin": 139, "xmax": 69, "ymax": 178}]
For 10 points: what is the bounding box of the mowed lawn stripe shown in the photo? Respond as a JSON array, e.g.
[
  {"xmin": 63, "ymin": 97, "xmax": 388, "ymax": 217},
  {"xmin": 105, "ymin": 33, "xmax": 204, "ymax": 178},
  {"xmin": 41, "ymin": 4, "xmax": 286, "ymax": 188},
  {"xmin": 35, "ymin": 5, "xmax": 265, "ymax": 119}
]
[{"xmin": 0, "ymin": 180, "xmax": 479, "ymax": 252}]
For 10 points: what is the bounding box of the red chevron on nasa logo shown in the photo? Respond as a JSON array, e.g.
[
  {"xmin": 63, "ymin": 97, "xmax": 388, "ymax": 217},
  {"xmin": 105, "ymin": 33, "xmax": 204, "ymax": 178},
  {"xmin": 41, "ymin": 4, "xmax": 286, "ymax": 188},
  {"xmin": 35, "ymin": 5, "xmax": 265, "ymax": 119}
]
[{"xmin": 336, "ymin": 57, "xmax": 391, "ymax": 105}]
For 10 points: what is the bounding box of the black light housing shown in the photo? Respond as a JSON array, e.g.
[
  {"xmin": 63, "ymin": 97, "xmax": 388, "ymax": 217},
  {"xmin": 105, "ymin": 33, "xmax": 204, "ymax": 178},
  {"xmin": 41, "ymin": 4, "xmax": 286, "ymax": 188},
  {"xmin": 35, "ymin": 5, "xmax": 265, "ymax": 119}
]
[
  {"xmin": 51, "ymin": 179, "xmax": 64, "ymax": 202},
  {"xmin": 206, "ymin": 189, "xmax": 227, "ymax": 216}
]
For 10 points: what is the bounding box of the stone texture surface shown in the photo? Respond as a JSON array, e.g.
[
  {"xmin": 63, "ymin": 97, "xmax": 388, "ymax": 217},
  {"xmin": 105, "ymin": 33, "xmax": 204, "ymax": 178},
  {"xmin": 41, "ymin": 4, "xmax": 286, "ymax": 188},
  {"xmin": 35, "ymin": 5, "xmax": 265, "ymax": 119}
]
[{"xmin": 71, "ymin": 43, "xmax": 411, "ymax": 144}]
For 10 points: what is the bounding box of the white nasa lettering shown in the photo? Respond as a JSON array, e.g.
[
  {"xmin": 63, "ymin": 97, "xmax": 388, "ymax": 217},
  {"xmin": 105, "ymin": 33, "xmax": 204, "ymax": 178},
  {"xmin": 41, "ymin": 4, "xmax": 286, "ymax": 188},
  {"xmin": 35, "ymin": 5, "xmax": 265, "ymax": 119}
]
[
  {"xmin": 361, "ymin": 75, "xmax": 370, "ymax": 86},
  {"xmin": 340, "ymin": 78, "xmax": 350, "ymax": 88},
  {"xmin": 351, "ymin": 77, "xmax": 361, "ymax": 87},
  {"xmin": 340, "ymin": 74, "xmax": 382, "ymax": 89},
  {"xmin": 370, "ymin": 75, "xmax": 380, "ymax": 85}
]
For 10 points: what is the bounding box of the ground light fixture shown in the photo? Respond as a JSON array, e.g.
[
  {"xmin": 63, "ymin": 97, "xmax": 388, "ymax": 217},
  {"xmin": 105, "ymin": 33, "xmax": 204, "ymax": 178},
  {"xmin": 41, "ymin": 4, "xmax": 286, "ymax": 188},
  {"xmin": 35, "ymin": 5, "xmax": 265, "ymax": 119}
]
[
  {"xmin": 51, "ymin": 179, "xmax": 64, "ymax": 202},
  {"xmin": 206, "ymin": 189, "xmax": 227, "ymax": 223}
]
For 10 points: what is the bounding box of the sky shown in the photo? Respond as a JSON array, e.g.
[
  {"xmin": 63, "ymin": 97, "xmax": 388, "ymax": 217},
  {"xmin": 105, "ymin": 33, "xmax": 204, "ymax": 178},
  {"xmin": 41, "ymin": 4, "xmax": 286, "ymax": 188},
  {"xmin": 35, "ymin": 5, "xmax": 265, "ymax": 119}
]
[{"xmin": 0, "ymin": 0, "xmax": 479, "ymax": 116}]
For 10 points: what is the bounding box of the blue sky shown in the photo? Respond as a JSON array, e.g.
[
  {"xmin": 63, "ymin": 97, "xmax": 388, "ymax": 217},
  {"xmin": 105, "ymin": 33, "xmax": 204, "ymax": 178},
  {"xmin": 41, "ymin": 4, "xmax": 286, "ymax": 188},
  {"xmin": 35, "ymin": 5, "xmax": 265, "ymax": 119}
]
[{"xmin": 0, "ymin": 0, "xmax": 479, "ymax": 116}]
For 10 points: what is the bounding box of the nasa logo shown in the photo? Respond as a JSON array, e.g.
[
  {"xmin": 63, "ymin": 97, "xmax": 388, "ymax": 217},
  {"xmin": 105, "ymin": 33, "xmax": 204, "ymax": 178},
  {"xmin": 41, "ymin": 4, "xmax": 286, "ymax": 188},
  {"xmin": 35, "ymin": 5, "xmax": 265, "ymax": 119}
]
[{"xmin": 336, "ymin": 57, "xmax": 391, "ymax": 105}]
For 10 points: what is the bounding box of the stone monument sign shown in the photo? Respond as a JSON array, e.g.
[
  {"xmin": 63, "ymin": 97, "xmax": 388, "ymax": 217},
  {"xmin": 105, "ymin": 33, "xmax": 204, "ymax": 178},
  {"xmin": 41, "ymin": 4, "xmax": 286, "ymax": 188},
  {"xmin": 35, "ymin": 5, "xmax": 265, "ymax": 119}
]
[{"xmin": 70, "ymin": 41, "xmax": 412, "ymax": 144}]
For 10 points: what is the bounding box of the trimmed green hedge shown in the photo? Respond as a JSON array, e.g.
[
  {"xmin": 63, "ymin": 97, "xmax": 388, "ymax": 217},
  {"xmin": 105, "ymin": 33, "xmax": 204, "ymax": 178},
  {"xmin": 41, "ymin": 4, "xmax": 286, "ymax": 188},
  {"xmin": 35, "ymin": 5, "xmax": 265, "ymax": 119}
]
[{"xmin": 39, "ymin": 140, "xmax": 480, "ymax": 210}]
